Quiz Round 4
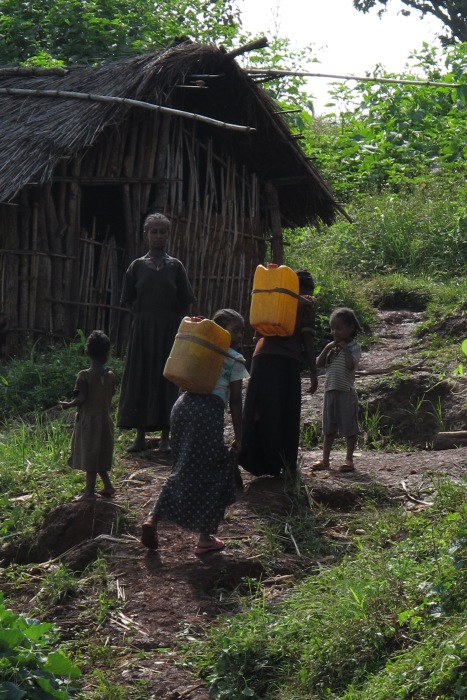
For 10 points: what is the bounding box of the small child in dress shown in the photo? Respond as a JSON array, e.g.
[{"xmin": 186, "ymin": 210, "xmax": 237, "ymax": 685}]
[
  {"xmin": 313, "ymin": 307, "xmax": 362, "ymax": 473},
  {"xmin": 60, "ymin": 330, "xmax": 116, "ymax": 498},
  {"xmin": 140, "ymin": 309, "xmax": 249, "ymax": 555}
]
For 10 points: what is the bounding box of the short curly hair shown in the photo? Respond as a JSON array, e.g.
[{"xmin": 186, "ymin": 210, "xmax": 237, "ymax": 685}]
[
  {"xmin": 143, "ymin": 212, "xmax": 171, "ymax": 233},
  {"xmin": 86, "ymin": 330, "xmax": 111, "ymax": 360}
]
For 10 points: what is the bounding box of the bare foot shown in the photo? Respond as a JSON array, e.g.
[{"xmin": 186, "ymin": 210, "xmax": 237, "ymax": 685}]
[
  {"xmin": 141, "ymin": 521, "xmax": 158, "ymax": 549},
  {"xmin": 98, "ymin": 488, "xmax": 115, "ymax": 497},
  {"xmin": 159, "ymin": 439, "xmax": 171, "ymax": 453},
  {"xmin": 78, "ymin": 490, "xmax": 96, "ymax": 500},
  {"xmin": 127, "ymin": 440, "xmax": 148, "ymax": 453}
]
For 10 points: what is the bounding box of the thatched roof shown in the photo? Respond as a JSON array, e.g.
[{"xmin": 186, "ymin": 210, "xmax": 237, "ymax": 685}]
[{"xmin": 0, "ymin": 41, "xmax": 340, "ymax": 226}]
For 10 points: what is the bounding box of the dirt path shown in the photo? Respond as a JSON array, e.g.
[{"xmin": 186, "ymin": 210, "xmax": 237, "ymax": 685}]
[
  {"xmin": 5, "ymin": 310, "xmax": 466, "ymax": 699},
  {"xmin": 76, "ymin": 308, "xmax": 464, "ymax": 699}
]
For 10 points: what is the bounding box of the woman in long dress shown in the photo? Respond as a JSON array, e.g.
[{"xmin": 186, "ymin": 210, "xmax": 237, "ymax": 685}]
[
  {"xmin": 117, "ymin": 213, "xmax": 195, "ymax": 452},
  {"xmin": 238, "ymin": 270, "xmax": 318, "ymax": 476}
]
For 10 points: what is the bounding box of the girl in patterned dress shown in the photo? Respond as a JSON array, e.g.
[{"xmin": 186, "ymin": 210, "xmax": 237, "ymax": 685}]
[
  {"xmin": 140, "ymin": 309, "xmax": 249, "ymax": 555},
  {"xmin": 60, "ymin": 330, "xmax": 116, "ymax": 498}
]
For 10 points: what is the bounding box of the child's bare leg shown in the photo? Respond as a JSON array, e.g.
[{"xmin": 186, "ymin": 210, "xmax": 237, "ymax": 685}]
[
  {"xmin": 98, "ymin": 471, "xmax": 115, "ymax": 496},
  {"xmin": 322, "ymin": 432, "xmax": 336, "ymax": 465},
  {"xmin": 159, "ymin": 428, "xmax": 171, "ymax": 452},
  {"xmin": 127, "ymin": 428, "xmax": 146, "ymax": 452},
  {"xmin": 141, "ymin": 512, "xmax": 158, "ymax": 549},
  {"xmin": 313, "ymin": 432, "xmax": 335, "ymax": 470},
  {"xmin": 83, "ymin": 472, "xmax": 97, "ymax": 497},
  {"xmin": 345, "ymin": 435, "xmax": 358, "ymax": 464}
]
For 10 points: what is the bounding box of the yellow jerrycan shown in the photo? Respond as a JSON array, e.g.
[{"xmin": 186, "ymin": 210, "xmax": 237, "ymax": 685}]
[
  {"xmin": 250, "ymin": 264, "xmax": 299, "ymax": 336},
  {"xmin": 163, "ymin": 317, "xmax": 231, "ymax": 393}
]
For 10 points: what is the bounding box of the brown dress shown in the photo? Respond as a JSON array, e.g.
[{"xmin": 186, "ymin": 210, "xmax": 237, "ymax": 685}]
[{"xmin": 69, "ymin": 369, "xmax": 116, "ymax": 472}]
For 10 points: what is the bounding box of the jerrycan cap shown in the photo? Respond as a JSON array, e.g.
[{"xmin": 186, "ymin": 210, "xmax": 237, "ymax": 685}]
[
  {"xmin": 190, "ymin": 316, "xmax": 203, "ymax": 322},
  {"xmin": 267, "ymin": 263, "xmax": 279, "ymax": 269}
]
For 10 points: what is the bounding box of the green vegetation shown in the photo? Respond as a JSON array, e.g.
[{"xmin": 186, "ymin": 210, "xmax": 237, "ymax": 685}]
[
  {"xmin": 0, "ymin": 591, "xmax": 80, "ymax": 698},
  {"xmin": 186, "ymin": 480, "xmax": 467, "ymax": 699},
  {"xmin": 353, "ymin": 0, "xmax": 467, "ymax": 44},
  {"xmin": 0, "ymin": 333, "xmax": 124, "ymax": 422},
  {"xmin": 1, "ymin": 5, "xmax": 467, "ymax": 698},
  {"xmin": 0, "ymin": 0, "xmax": 240, "ymax": 66}
]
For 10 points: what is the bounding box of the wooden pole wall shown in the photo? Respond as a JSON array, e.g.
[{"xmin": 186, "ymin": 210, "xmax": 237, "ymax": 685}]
[{"xmin": 0, "ymin": 111, "xmax": 267, "ymax": 355}]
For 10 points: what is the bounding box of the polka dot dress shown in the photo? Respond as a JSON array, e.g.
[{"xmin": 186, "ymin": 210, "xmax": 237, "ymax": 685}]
[{"xmin": 154, "ymin": 393, "xmax": 236, "ymax": 534}]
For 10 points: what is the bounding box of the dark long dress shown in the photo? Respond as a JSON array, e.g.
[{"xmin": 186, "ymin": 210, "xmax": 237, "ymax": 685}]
[
  {"xmin": 238, "ymin": 296, "xmax": 315, "ymax": 476},
  {"xmin": 117, "ymin": 254, "xmax": 195, "ymax": 431}
]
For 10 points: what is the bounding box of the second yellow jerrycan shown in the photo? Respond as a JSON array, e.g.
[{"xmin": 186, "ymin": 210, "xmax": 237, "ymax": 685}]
[
  {"xmin": 163, "ymin": 317, "xmax": 231, "ymax": 393},
  {"xmin": 250, "ymin": 264, "xmax": 299, "ymax": 336}
]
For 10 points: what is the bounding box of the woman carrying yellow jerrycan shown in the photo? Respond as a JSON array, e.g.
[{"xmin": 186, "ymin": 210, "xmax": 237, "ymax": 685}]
[{"xmin": 239, "ymin": 266, "xmax": 318, "ymax": 477}]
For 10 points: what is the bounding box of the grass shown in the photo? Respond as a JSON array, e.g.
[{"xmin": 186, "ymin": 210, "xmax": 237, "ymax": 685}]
[
  {"xmin": 185, "ymin": 480, "xmax": 467, "ymax": 699},
  {"xmin": 0, "ymin": 369, "xmax": 465, "ymax": 698},
  {"xmin": 0, "ymin": 177, "xmax": 466, "ymax": 697}
]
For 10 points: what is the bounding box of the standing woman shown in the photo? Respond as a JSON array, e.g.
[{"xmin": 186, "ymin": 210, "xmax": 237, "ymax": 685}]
[
  {"xmin": 117, "ymin": 213, "xmax": 195, "ymax": 452},
  {"xmin": 238, "ymin": 269, "xmax": 318, "ymax": 476}
]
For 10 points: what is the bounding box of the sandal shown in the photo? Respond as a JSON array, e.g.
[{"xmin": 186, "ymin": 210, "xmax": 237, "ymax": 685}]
[
  {"xmin": 337, "ymin": 460, "xmax": 355, "ymax": 473},
  {"xmin": 312, "ymin": 460, "xmax": 330, "ymax": 471},
  {"xmin": 194, "ymin": 536, "xmax": 225, "ymax": 555},
  {"xmin": 141, "ymin": 521, "xmax": 158, "ymax": 549}
]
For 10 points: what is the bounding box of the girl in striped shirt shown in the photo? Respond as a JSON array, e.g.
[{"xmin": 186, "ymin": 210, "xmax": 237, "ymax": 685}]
[{"xmin": 313, "ymin": 307, "xmax": 362, "ymax": 473}]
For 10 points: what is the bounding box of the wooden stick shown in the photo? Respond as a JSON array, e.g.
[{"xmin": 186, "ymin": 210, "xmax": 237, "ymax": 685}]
[
  {"xmin": 0, "ymin": 88, "xmax": 256, "ymax": 132},
  {"xmin": 227, "ymin": 37, "xmax": 268, "ymax": 59},
  {"xmin": 355, "ymin": 361, "xmax": 425, "ymax": 376},
  {"xmin": 246, "ymin": 68, "xmax": 464, "ymax": 90}
]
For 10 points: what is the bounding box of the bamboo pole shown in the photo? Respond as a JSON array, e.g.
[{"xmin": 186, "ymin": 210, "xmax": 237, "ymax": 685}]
[
  {"xmin": 141, "ymin": 114, "xmax": 160, "ymax": 214},
  {"xmin": 35, "ymin": 200, "xmax": 52, "ymax": 332},
  {"xmin": 44, "ymin": 184, "xmax": 65, "ymax": 333},
  {"xmin": 18, "ymin": 191, "xmax": 30, "ymax": 332},
  {"xmin": 63, "ymin": 157, "xmax": 82, "ymax": 335},
  {"xmin": 121, "ymin": 184, "xmax": 135, "ymax": 263},
  {"xmin": 0, "ymin": 206, "xmax": 19, "ymax": 352},
  {"xmin": 245, "ymin": 67, "xmax": 465, "ymax": 90},
  {"xmin": 151, "ymin": 115, "xmax": 171, "ymax": 213},
  {"xmin": 0, "ymin": 88, "xmax": 256, "ymax": 132},
  {"xmin": 264, "ymin": 181, "xmax": 284, "ymax": 264}
]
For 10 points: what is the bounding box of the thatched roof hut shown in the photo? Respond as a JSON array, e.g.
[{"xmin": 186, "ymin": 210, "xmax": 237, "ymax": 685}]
[{"xmin": 0, "ymin": 40, "xmax": 340, "ymax": 354}]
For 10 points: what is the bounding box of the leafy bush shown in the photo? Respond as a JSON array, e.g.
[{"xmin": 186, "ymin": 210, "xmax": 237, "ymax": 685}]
[{"xmin": 0, "ymin": 591, "xmax": 80, "ymax": 698}]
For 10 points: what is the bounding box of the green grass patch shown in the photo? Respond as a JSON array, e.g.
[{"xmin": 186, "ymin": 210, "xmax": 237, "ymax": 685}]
[
  {"xmin": 185, "ymin": 480, "xmax": 467, "ymax": 699},
  {"xmin": 0, "ymin": 335, "xmax": 124, "ymax": 422}
]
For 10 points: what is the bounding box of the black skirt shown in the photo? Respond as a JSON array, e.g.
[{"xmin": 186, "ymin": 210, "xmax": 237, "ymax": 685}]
[{"xmin": 238, "ymin": 354, "xmax": 301, "ymax": 476}]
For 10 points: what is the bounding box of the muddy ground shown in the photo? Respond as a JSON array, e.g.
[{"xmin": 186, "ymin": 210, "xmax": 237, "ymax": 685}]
[{"xmin": 2, "ymin": 309, "xmax": 467, "ymax": 699}]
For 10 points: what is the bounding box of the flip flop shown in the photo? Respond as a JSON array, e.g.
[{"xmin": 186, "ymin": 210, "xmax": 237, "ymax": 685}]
[
  {"xmin": 141, "ymin": 521, "xmax": 158, "ymax": 549},
  {"xmin": 312, "ymin": 460, "xmax": 330, "ymax": 471},
  {"xmin": 337, "ymin": 460, "xmax": 355, "ymax": 473},
  {"xmin": 194, "ymin": 536, "xmax": 225, "ymax": 555}
]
